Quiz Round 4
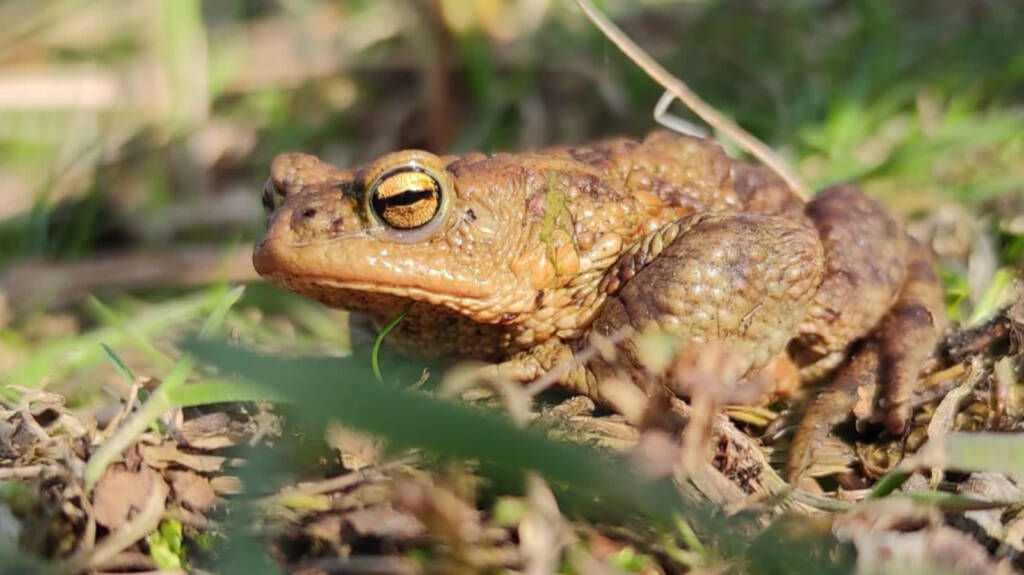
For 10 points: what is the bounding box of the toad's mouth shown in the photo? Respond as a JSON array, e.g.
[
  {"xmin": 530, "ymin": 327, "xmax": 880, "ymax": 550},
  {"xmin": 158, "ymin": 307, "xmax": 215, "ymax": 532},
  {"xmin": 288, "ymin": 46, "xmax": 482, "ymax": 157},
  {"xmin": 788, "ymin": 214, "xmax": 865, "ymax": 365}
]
[{"xmin": 252, "ymin": 238, "xmax": 522, "ymax": 322}]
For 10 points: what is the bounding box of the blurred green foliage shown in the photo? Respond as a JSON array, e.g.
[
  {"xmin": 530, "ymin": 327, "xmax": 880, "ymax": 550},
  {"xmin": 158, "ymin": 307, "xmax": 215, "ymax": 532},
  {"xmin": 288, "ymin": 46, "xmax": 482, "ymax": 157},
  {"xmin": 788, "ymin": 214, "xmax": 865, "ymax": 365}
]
[{"xmin": 0, "ymin": 0, "xmax": 1021, "ymax": 267}]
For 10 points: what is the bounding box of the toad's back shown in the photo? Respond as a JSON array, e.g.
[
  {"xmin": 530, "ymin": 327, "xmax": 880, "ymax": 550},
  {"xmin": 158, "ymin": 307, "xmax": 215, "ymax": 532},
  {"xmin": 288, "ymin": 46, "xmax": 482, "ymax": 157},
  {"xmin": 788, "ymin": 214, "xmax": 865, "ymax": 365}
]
[{"xmin": 254, "ymin": 131, "xmax": 810, "ymax": 358}]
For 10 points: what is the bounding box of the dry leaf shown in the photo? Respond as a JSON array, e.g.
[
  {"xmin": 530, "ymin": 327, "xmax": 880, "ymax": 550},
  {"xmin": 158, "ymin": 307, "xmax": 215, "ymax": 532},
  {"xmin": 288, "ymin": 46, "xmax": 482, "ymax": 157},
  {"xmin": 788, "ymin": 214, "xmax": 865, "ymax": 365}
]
[
  {"xmin": 140, "ymin": 443, "xmax": 226, "ymax": 473},
  {"xmin": 344, "ymin": 506, "xmax": 425, "ymax": 540},
  {"xmin": 92, "ymin": 465, "xmax": 169, "ymax": 529},
  {"xmin": 169, "ymin": 470, "xmax": 216, "ymax": 513}
]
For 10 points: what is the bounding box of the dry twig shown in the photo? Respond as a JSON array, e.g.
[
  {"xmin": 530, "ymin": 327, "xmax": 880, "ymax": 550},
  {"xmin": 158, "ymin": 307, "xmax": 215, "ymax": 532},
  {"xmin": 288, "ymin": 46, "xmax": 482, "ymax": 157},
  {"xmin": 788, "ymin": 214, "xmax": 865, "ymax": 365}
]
[{"xmin": 572, "ymin": 0, "xmax": 811, "ymax": 200}]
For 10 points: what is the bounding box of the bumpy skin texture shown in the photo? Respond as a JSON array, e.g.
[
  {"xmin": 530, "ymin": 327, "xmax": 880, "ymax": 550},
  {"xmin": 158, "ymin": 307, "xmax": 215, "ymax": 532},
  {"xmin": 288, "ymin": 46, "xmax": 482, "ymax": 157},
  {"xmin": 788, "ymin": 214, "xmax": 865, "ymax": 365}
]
[{"xmin": 254, "ymin": 131, "xmax": 945, "ymax": 479}]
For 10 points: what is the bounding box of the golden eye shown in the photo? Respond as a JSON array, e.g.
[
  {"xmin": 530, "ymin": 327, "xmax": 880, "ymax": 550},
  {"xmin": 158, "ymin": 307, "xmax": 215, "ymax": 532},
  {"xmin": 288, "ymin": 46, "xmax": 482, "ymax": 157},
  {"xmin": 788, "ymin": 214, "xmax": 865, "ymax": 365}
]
[
  {"xmin": 262, "ymin": 177, "xmax": 285, "ymax": 216},
  {"xmin": 369, "ymin": 169, "xmax": 442, "ymax": 230}
]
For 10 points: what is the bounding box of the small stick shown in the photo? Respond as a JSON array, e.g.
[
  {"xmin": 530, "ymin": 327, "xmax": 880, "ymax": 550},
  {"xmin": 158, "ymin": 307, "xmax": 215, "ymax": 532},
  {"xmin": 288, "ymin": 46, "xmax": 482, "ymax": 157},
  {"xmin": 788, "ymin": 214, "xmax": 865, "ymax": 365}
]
[
  {"xmin": 573, "ymin": 0, "xmax": 811, "ymax": 201},
  {"xmin": 0, "ymin": 464, "xmax": 53, "ymax": 479}
]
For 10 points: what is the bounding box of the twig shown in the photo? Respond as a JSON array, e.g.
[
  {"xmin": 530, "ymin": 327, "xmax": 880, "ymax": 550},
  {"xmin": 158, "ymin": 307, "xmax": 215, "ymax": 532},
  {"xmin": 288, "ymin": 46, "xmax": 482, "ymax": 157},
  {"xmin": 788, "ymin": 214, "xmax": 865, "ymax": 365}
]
[
  {"xmin": 572, "ymin": 0, "xmax": 811, "ymax": 201},
  {"xmin": 16, "ymin": 404, "xmax": 51, "ymax": 444},
  {"xmin": 0, "ymin": 464, "xmax": 55, "ymax": 479},
  {"xmin": 263, "ymin": 457, "xmax": 413, "ymax": 505},
  {"xmin": 99, "ymin": 381, "xmax": 143, "ymax": 442},
  {"xmin": 925, "ymin": 357, "xmax": 983, "ymax": 488}
]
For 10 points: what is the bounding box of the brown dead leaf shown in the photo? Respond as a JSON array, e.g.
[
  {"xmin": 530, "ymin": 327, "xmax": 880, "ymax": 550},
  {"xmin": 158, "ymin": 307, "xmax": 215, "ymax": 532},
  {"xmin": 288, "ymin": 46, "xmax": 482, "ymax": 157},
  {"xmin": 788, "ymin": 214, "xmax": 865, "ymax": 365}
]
[
  {"xmin": 210, "ymin": 475, "xmax": 244, "ymax": 495},
  {"xmin": 139, "ymin": 442, "xmax": 227, "ymax": 473},
  {"xmin": 168, "ymin": 470, "xmax": 216, "ymax": 513},
  {"xmin": 344, "ymin": 506, "xmax": 425, "ymax": 540},
  {"xmin": 92, "ymin": 464, "xmax": 169, "ymax": 530},
  {"xmin": 177, "ymin": 412, "xmax": 238, "ymax": 450}
]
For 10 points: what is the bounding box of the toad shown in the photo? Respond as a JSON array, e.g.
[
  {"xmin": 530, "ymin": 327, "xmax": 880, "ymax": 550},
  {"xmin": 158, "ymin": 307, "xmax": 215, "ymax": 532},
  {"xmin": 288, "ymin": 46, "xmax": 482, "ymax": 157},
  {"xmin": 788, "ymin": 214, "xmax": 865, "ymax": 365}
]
[{"xmin": 254, "ymin": 131, "xmax": 946, "ymax": 479}]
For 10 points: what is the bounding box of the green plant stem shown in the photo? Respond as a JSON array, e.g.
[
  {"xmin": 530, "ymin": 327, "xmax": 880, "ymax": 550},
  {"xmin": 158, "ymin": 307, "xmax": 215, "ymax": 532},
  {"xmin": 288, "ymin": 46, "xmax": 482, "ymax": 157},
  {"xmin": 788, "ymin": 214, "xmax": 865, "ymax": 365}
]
[
  {"xmin": 673, "ymin": 513, "xmax": 707, "ymax": 556},
  {"xmin": 869, "ymin": 470, "xmax": 911, "ymax": 499},
  {"xmin": 372, "ymin": 303, "xmax": 411, "ymax": 383}
]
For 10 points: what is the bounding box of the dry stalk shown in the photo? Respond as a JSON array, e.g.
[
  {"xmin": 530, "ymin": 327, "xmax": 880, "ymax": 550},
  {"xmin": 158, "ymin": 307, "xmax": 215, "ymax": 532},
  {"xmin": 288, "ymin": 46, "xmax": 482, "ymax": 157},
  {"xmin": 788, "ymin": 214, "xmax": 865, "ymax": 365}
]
[{"xmin": 572, "ymin": 0, "xmax": 811, "ymax": 200}]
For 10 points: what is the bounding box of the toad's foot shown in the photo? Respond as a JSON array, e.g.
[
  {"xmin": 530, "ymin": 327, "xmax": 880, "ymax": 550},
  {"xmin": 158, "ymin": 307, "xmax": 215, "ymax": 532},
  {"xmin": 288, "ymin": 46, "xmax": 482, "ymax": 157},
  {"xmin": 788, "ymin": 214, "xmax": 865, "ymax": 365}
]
[{"xmin": 786, "ymin": 236, "xmax": 946, "ymax": 479}]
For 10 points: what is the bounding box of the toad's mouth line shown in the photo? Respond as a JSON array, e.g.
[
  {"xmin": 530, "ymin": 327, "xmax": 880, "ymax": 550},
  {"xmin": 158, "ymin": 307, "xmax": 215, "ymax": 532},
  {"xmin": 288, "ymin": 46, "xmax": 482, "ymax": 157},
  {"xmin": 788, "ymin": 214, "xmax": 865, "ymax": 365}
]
[{"xmin": 266, "ymin": 271, "xmax": 502, "ymax": 311}]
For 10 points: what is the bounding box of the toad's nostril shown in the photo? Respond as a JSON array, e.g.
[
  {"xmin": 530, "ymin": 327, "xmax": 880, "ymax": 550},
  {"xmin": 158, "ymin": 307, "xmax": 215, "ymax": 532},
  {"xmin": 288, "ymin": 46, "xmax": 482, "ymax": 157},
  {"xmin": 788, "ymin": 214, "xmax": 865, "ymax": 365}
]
[{"xmin": 300, "ymin": 208, "xmax": 318, "ymax": 218}]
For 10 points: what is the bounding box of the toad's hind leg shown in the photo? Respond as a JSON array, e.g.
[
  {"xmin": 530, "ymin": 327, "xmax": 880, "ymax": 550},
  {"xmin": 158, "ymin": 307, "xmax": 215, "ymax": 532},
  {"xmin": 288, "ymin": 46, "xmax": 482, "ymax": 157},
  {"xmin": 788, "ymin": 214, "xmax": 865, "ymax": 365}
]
[
  {"xmin": 786, "ymin": 187, "xmax": 946, "ymax": 479},
  {"xmin": 586, "ymin": 212, "xmax": 825, "ymax": 397}
]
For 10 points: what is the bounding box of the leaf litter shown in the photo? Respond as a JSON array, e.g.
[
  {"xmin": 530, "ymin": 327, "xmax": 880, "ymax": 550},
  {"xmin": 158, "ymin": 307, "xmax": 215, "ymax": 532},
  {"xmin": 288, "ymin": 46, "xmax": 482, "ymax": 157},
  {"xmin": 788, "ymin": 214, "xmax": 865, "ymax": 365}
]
[{"xmin": 0, "ymin": 293, "xmax": 1020, "ymax": 572}]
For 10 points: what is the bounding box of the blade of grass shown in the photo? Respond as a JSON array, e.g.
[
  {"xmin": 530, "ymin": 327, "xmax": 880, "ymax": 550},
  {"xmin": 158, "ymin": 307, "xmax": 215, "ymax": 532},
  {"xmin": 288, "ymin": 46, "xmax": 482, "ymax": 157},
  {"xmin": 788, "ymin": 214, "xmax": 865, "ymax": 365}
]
[
  {"xmin": 869, "ymin": 470, "xmax": 913, "ymax": 499},
  {"xmin": 100, "ymin": 343, "xmax": 136, "ymax": 385},
  {"xmin": 967, "ymin": 267, "xmax": 1015, "ymax": 326},
  {"xmin": 908, "ymin": 432, "xmax": 1024, "ymax": 476},
  {"xmin": 371, "ymin": 303, "xmax": 410, "ymax": 383},
  {"xmin": 874, "ymin": 432, "xmax": 1024, "ymax": 499},
  {"xmin": 166, "ymin": 379, "xmax": 289, "ymax": 407},
  {"xmin": 198, "ymin": 285, "xmax": 246, "ymax": 338},
  {"xmin": 901, "ymin": 490, "xmax": 1020, "ymax": 511}
]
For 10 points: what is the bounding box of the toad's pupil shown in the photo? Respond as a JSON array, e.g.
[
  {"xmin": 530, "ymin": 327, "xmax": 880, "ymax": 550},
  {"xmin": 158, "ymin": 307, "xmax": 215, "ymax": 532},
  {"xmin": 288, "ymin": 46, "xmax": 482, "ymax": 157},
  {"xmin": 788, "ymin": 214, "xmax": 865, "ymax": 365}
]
[
  {"xmin": 371, "ymin": 171, "xmax": 441, "ymax": 229},
  {"xmin": 378, "ymin": 188, "xmax": 434, "ymax": 207},
  {"xmin": 262, "ymin": 179, "xmax": 281, "ymax": 214}
]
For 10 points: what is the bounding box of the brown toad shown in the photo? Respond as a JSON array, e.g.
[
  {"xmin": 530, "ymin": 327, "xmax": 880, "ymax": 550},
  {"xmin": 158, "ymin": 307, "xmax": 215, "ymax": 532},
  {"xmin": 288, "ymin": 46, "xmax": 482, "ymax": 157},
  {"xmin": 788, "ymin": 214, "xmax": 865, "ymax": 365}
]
[{"xmin": 253, "ymin": 131, "xmax": 946, "ymax": 478}]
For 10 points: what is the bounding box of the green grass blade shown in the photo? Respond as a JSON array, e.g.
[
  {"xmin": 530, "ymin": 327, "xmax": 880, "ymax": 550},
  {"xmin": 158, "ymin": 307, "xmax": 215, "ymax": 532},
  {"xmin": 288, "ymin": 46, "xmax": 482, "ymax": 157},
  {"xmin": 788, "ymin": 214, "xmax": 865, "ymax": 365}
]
[
  {"xmin": 166, "ymin": 379, "xmax": 289, "ymax": 407},
  {"xmin": 910, "ymin": 432, "xmax": 1024, "ymax": 476},
  {"xmin": 198, "ymin": 285, "xmax": 246, "ymax": 338},
  {"xmin": 100, "ymin": 343, "xmax": 136, "ymax": 384},
  {"xmin": 371, "ymin": 303, "xmax": 410, "ymax": 383}
]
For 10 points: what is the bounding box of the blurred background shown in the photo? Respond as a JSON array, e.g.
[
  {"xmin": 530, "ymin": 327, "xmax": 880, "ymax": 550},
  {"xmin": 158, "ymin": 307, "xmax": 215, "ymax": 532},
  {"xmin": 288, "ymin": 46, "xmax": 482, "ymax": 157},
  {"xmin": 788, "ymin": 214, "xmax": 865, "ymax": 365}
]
[{"xmin": 0, "ymin": 0, "xmax": 1021, "ymax": 395}]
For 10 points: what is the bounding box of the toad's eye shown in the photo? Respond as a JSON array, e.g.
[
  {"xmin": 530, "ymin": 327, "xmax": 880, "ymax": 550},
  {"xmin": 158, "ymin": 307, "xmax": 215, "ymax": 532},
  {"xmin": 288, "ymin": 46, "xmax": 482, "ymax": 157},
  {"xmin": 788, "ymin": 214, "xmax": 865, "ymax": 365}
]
[
  {"xmin": 368, "ymin": 169, "xmax": 442, "ymax": 230},
  {"xmin": 262, "ymin": 178, "xmax": 285, "ymax": 216}
]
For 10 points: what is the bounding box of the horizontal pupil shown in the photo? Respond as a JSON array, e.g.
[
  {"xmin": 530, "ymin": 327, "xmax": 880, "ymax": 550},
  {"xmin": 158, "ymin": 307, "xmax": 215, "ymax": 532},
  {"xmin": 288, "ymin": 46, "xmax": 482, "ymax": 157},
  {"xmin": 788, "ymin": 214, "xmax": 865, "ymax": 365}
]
[{"xmin": 379, "ymin": 188, "xmax": 435, "ymax": 208}]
